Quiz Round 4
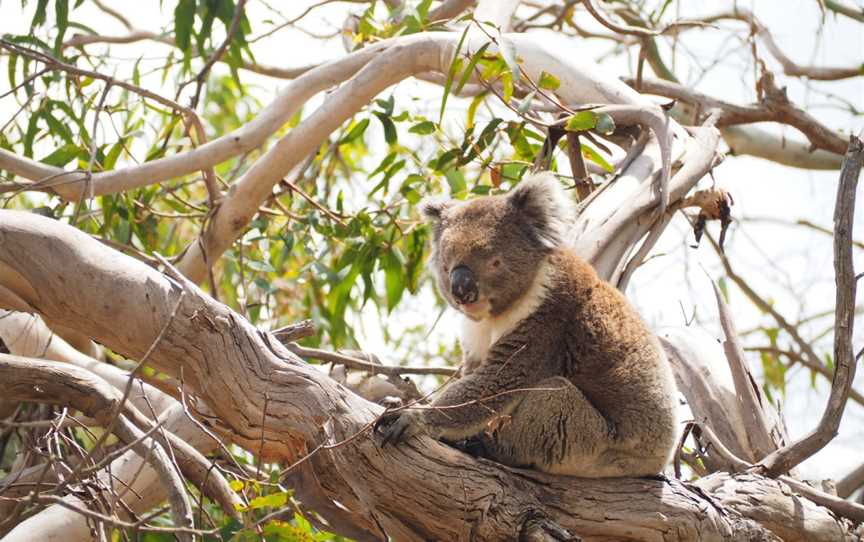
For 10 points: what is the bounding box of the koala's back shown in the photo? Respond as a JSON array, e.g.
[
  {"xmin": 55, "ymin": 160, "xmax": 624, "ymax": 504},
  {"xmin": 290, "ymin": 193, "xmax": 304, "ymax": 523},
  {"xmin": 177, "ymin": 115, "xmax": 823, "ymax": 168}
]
[{"xmin": 484, "ymin": 248, "xmax": 678, "ymax": 474}]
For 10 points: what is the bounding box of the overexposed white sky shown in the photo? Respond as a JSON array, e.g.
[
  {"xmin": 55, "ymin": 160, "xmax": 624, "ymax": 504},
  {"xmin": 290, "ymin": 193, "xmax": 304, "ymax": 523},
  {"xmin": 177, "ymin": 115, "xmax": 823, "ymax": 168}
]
[{"xmin": 1, "ymin": 1, "xmax": 862, "ymax": 483}]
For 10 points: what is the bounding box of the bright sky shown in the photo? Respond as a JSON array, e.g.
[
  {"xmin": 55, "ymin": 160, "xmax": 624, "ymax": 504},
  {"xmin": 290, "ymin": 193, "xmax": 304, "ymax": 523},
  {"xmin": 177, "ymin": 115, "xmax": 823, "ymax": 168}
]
[{"xmin": 1, "ymin": 1, "xmax": 862, "ymax": 484}]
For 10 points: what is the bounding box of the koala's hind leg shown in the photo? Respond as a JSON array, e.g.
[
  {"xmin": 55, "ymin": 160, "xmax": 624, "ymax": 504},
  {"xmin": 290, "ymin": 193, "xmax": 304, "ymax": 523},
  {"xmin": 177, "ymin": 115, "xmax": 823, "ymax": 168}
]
[{"xmin": 482, "ymin": 377, "xmax": 627, "ymax": 477}]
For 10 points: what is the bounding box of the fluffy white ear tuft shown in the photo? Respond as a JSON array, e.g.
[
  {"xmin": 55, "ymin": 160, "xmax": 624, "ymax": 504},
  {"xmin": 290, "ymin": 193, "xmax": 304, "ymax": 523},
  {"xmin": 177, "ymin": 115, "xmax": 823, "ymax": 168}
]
[{"xmin": 508, "ymin": 172, "xmax": 575, "ymax": 248}]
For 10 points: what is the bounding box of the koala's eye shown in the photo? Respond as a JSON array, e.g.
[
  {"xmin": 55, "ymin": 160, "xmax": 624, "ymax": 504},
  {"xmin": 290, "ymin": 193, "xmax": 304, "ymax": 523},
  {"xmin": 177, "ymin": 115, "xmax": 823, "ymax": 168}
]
[{"xmin": 491, "ymin": 259, "xmax": 501, "ymax": 268}]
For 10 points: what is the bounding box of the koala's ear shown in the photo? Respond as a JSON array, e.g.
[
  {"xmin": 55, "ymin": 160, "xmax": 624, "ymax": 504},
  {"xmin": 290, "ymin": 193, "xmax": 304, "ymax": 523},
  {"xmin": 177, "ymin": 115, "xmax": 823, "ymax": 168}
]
[
  {"xmin": 508, "ymin": 172, "xmax": 575, "ymax": 248},
  {"xmin": 419, "ymin": 198, "xmax": 454, "ymax": 222}
]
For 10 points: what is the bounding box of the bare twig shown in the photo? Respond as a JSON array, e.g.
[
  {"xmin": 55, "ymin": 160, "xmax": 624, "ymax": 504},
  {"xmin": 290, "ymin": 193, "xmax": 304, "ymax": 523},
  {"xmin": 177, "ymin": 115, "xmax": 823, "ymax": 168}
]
[
  {"xmin": 287, "ymin": 343, "xmax": 457, "ymax": 377},
  {"xmin": 0, "ymin": 355, "xmax": 195, "ymax": 539},
  {"xmin": 581, "ymin": 0, "xmax": 708, "ymax": 37},
  {"xmin": 93, "ymin": 0, "xmax": 132, "ymax": 29},
  {"xmin": 825, "ymin": 0, "xmax": 864, "ymax": 22},
  {"xmin": 35, "ymin": 495, "xmax": 217, "ymax": 537},
  {"xmin": 271, "ymin": 319, "xmax": 316, "ymax": 343},
  {"xmin": 742, "ymin": 216, "xmax": 864, "ymax": 249},
  {"xmin": 707, "ymin": 234, "xmax": 841, "ymax": 390},
  {"xmin": 182, "ymin": 0, "xmax": 247, "ymax": 109},
  {"xmin": 756, "ymin": 135, "xmax": 862, "ymax": 477},
  {"xmin": 628, "ymin": 76, "xmax": 848, "ymax": 155},
  {"xmin": 698, "ymin": 8, "xmax": 863, "ymax": 81},
  {"xmin": 0, "ymin": 39, "xmax": 221, "ymax": 206}
]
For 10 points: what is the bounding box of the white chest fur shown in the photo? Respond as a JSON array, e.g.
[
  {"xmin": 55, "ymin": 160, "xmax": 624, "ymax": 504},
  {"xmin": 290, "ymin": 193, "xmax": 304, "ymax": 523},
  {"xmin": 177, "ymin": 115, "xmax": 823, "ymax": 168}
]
[{"xmin": 459, "ymin": 261, "xmax": 551, "ymax": 366}]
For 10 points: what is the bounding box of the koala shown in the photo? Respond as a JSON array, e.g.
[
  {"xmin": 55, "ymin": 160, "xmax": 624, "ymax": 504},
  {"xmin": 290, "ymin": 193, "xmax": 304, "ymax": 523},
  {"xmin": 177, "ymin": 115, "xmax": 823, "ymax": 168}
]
[{"xmin": 375, "ymin": 173, "xmax": 678, "ymax": 477}]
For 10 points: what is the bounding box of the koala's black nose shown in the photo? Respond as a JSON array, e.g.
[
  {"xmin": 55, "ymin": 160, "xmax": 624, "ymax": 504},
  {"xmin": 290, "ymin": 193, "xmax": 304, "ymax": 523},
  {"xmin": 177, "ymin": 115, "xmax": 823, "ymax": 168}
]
[{"xmin": 450, "ymin": 266, "xmax": 479, "ymax": 305}]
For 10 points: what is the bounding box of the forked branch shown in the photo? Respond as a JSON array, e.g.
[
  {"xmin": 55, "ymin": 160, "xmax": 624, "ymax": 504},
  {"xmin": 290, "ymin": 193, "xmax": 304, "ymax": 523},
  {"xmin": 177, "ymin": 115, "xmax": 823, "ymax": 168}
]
[{"xmin": 756, "ymin": 134, "xmax": 862, "ymax": 477}]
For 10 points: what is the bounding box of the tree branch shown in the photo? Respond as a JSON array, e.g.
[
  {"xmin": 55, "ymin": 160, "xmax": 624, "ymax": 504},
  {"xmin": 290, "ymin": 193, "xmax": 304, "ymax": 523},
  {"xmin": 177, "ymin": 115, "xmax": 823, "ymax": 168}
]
[
  {"xmin": 837, "ymin": 461, "xmax": 864, "ymax": 499},
  {"xmin": 700, "ymin": 8, "xmax": 864, "ymax": 81},
  {"xmin": 711, "ymin": 282, "xmax": 782, "ymax": 460},
  {"xmin": 0, "ymin": 37, "xmax": 399, "ymax": 200},
  {"xmin": 0, "ymin": 354, "xmax": 195, "ymax": 540},
  {"xmin": 0, "ymin": 210, "xmax": 857, "ymax": 540},
  {"xmin": 175, "ymin": 30, "xmax": 688, "ymax": 283},
  {"xmin": 757, "ymin": 135, "xmax": 862, "ymax": 477},
  {"xmin": 629, "ymin": 76, "xmax": 848, "ymax": 155}
]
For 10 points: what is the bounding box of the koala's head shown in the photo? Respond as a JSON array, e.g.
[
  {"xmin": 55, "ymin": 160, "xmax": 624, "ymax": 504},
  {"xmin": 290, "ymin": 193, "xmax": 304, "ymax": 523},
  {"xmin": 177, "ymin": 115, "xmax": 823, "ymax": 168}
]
[{"xmin": 421, "ymin": 173, "xmax": 574, "ymax": 320}]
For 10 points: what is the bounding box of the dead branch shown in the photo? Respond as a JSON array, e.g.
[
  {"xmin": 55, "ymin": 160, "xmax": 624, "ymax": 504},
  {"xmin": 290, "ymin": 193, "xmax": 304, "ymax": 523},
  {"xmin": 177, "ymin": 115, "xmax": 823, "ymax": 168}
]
[
  {"xmin": 700, "ymin": 8, "xmax": 864, "ymax": 81},
  {"xmin": 661, "ymin": 330, "xmax": 754, "ymax": 470},
  {"xmin": 0, "ymin": 354, "xmax": 195, "ymax": 540},
  {"xmin": 757, "ymin": 134, "xmax": 862, "ymax": 477},
  {"xmin": 628, "ymin": 76, "xmax": 848, "ymax": 155},
  {"xmin": 580, "ymin": 0, "xmax": 709, "ymax": 38}
]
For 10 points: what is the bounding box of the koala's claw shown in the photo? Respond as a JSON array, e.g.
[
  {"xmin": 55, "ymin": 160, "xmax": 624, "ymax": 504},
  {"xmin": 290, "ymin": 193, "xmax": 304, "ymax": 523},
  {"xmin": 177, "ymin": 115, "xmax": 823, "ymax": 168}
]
[{"xmin": 374, "ymin": 410, "xmax": 418, "ymax": 447}]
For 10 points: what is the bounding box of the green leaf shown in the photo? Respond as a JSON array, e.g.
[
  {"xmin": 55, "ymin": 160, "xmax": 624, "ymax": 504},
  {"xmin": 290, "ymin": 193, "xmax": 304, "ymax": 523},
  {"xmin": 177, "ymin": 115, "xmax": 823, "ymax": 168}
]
[
  {"xmin": 501, "ymin": 70, "xmax": 513, "ymax": 103},
  {"xmin": 564, "ymin": 111, "xmax": 615, "ymax": 135},
  {"xmin": 439, "ymin": 24, "xmax": 470, "ymax": 123},
  {"xmin": 31, "ymin": 0, "xmax": 49, "ymax": 28},
  {"xmin": 54, "ymin": 0, "xmax": 69, "ymax": 54},
  {"xmin": 382, "ymin": 250, "xmax": 404, "ymax": 311},
  {"xmin": 595, "ymin": 113, "xmax": 616, "ymax": 135},
  {"xmin": 228, "ymin": 479, "xmax": 245, "ymax": 491},
  {"xmin": 516, "ymin": 90, "xmax": 536, "ymax": 115},
  {"xmin": 430, "ymin": 148, "xmax": 459, "ymax": 171},
  {"xmin": 408, "ymin": 120, "xmax": 436, "ymax": 135},
  {"xmin": 41, "ymin": 110, "xmax": 74, "ymax": 145},
  {"xmin": 39, "ymin": 143, "xmax": 80, "ymax": 167},
  {"xmin": 466, "ymin": 91, "xmax": 487, "ymax": 129},
  {"xmin": 7, "ymin": 52, "xmax": 17, "ymax": 96},
  {"xmin": 246, "ymin": 259, "xmax": 276, "ymax": 273},
  {"xmin": 400, "ymin": 181, "xmax": 422, "ymax": 204},
  {"xmin": 538, "ymin": 70, "xmax": 560, "ymax": 90},
  {"xmin": 565, "ymin": 111, "xmax": 597, "ymax": 132},
  {"xmin": 248, "ymin": 492, "xmax": 288, "ymax": 510},
  {"xmin": 718, "ymin": 277, "xmax": 729, "ymax": 303},
  {"xmin": 174, "ymin": 0, "xmax": 196, "ymax": 51},
  {"xmin": 416, "ymin": 0, "xmax": 433, "ymax": 20},
  {"xmin": 103, "ymin": 139, "xmax": 125, "ymax": 170},
  {"xmin": 445, "ymin": 168, "xmax": 466, "ymax": 195},
  {"xmin": 580, "ymin": 141, "xmax": 614, "ymax": 173},
  {"xmin": 23, "ymin": 113, "xmax": 41, "ymax": 158},
  {"xmin": 760, "ymin": 350, "xmax": 786, "ymax": 395},
  {"xmin": 375, "ymin": 94, "xmax": 395, "ymax": 116},
  {"xmin": 374, "ymin": 112, "xmax": 397, "ymax": 145},
  {"xmin": 339, "ymin": 118, "xmax": 370, "ymax": 145},
  {"xmin": 454, "ymin": 42, "xmax": 491, "ymax": 94},
  {"xmin": 370, "ymin": 151, "xmax": 397, "ymax": 177}
]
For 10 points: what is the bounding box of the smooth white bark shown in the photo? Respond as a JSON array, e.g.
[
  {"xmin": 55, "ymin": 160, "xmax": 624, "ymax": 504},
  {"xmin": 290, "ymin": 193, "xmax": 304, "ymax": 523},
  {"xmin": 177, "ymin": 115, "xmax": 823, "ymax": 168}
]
[
  {"xmin": 722, "ymin": 125, "xmax": 844, "ymax": 170},
  {"xmin": 178, "ymin": 30, "xmax": 690, "ymax": 282}
]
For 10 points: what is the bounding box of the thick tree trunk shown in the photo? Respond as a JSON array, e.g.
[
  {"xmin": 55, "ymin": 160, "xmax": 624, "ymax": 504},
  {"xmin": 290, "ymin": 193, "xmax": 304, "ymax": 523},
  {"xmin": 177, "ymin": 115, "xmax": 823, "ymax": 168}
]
[{"xmin": 0, "ymin": 211, "xmax": 856, "ymax": 541}]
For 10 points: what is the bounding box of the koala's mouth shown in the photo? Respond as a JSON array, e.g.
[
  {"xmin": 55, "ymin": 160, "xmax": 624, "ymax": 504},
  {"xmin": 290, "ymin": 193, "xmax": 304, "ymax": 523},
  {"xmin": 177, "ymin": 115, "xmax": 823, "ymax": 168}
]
[{"xmin": 458, "ymin": 298, "xmax": 491, "ymax": 320}]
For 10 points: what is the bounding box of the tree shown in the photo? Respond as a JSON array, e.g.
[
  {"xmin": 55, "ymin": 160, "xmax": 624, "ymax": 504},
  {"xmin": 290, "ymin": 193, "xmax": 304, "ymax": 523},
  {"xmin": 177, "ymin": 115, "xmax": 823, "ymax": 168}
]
[{"xmin": 0, "ymin": 1, "xmax": 861, "ymax": 540}]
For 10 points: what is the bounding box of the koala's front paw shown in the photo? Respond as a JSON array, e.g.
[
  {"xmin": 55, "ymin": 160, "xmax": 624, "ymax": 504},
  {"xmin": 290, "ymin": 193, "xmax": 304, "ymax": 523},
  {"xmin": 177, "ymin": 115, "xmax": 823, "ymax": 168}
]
[{"xmin": 374, "ymin": 409, "xmax": 424, "ymax": 447}]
